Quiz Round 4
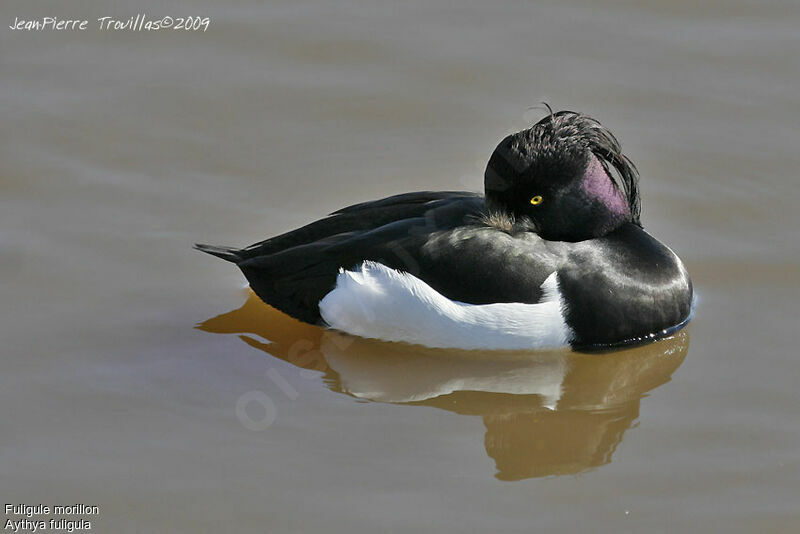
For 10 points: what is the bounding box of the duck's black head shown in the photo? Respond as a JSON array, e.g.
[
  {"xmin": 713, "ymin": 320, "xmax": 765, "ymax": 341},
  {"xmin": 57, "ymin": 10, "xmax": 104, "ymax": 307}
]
[{"xmin": 484, "ymin": 110, "xmax": 641, "ymax": 241}]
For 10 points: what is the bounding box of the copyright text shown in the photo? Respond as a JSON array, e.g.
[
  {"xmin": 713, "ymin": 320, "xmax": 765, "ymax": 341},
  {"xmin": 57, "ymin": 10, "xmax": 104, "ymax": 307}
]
[{"xmin": 9, "ymin": 15, "xmax": 211, "ymax": 32}]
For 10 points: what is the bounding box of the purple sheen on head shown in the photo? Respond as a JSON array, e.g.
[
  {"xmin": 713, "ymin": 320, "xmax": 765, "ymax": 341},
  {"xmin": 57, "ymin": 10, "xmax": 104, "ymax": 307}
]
[{"xmin": 581, "ymin": 154, "xmax": 630, "ymax": 218}]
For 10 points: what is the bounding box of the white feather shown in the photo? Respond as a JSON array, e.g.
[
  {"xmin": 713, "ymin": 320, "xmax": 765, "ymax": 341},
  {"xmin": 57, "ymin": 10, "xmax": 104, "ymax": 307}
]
[{"xmin": 318, "ymin": 261, "xmax": 573, "ymax": 350}]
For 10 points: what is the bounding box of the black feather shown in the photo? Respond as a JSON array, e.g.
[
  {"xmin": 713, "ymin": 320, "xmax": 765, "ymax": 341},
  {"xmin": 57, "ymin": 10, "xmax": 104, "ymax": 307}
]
[{"xmin": 194, "ymin": 243, "xmax": 241, "ymax": 263}]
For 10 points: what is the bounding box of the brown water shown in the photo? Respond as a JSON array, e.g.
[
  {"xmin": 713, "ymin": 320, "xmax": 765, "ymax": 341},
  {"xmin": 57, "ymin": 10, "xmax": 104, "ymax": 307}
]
[{"xmin": 2, "ymin": 0, "xmax": 799, "ymax": 532}]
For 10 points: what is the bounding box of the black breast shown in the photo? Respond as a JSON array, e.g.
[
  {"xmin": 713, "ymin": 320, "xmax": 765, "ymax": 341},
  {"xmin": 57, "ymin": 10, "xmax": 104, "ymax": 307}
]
[{"xmin": 557, "ymin": 223, "xmax": 693, "ymax": 349}]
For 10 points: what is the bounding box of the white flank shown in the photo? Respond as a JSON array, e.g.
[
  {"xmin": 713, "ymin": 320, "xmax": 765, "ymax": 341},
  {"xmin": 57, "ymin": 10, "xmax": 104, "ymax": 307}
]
[{"xmin": 318, "ymin": 261, "xmax": 573, "ymax": 350}]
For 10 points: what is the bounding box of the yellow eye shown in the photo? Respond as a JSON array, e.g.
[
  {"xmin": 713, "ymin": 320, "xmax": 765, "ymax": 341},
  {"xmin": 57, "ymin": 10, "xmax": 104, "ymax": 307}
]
[{"xmin": 530, "ymin": 195, "xmax": 543, "ymax": 206}]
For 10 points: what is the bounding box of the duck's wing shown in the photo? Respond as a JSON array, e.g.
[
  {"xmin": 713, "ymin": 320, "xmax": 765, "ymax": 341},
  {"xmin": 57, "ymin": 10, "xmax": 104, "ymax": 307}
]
[
  {"xmin": 233, "ymin": 191, "xmax": 481, "ymax": 260},
  {"xmin": 231, "ymin": 193, "xmax": 488, "ymax": 323},
  {"xmin": 198, "ymin": 191, "xmax": 565, "ymax": 325},
  {"xmin": 329, "ymin": 191, "xmax": 477, "ymax": 215},
  {"xmin": 239, "ymin": 221, "xmax": 564, "ymax": 325}
]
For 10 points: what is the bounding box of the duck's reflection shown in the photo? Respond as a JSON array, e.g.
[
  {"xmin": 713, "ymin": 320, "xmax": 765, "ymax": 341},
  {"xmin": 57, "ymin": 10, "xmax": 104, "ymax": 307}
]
[{"xmin": 199, "ymin": 293, "xmax": 689, "ymax": 481}]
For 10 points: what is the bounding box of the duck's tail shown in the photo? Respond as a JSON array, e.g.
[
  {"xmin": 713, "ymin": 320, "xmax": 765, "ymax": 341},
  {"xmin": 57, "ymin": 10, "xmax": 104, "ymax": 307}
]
[{"xmin": 193, "ymin": 243, "xmax": 242, "ymax": 263}]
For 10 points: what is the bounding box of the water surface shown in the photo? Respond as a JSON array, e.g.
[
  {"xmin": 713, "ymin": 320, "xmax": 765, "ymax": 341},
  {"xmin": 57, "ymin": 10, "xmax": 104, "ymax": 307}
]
[{"xmin": 2, "ymin": 0, "xmax": 799, "ymax": 532}]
